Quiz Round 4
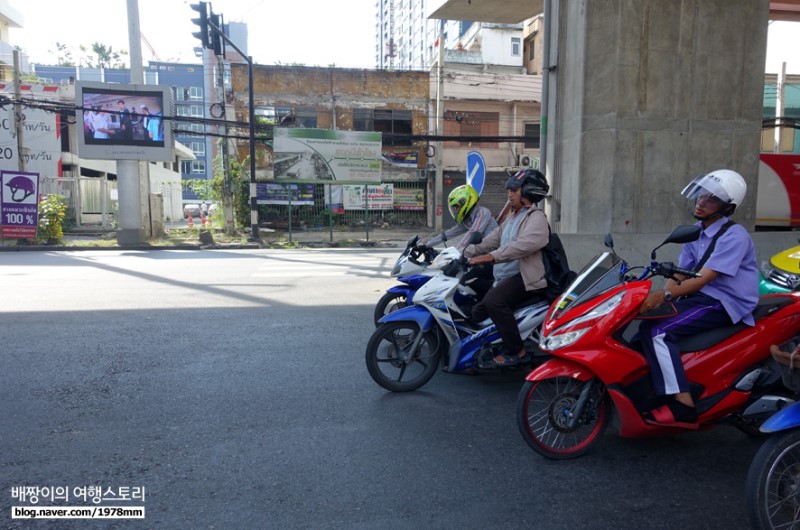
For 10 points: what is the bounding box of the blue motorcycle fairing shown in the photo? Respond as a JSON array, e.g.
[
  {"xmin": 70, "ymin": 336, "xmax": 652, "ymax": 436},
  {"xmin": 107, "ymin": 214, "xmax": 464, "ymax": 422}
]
[
  {"xmin": 395, "ymin": 274, "xmax": 432, "ymax": 290},
  {"xmin": 377, "ymin": 304, "xmax": 435, "ymax": 332},
  {"xmin": 760, "ymin": 400, "xmax": 800, "ymax": 433},
  {"xmin": 447, "ymin": 303, "xmax": 548, "ymax": 372},
  {"xmin": 386, "ymin": 285, "xmax": 415, "ymax": 298}
]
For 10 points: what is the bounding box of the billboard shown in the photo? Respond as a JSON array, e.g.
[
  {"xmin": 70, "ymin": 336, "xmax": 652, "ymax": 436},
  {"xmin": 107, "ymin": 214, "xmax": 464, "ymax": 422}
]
[
  {"xmin": 0, "ymin": 104, "xmax": 61, "ymax": 179},
  {"xmin": 273, "ymin": 128, "xmax": 382, "ymax": 183},
  {"xmin": 76, "ymin": 81, "xmax": 174, "ymax": 162}
]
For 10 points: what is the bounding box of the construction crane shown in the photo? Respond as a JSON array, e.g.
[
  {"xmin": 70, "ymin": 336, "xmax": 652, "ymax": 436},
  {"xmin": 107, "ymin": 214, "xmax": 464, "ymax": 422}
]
[{"xmin": 140, "ymin": 32, "xmax": 161, "ymax": 61}]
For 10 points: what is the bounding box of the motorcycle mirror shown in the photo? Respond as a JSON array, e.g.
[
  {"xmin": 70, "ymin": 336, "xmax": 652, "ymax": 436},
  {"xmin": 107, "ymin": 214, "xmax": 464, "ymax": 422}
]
[
  {"xmin": 604, "ymin": 233, "xmax": 614, "ymax": 250},
  {"xmin": 651, "ymin": 225, "xmax": 701, "ymax": 259},
  {"xmin": 467, "ymin": 232, "xmax": 483, "ymax": 245}
]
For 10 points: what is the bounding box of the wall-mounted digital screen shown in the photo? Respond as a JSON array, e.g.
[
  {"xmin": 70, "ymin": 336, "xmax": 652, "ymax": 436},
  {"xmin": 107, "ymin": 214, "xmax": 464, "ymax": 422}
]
[{"xmin": 76, "ymin": 81, "xmax": 174, "ymax": 162}]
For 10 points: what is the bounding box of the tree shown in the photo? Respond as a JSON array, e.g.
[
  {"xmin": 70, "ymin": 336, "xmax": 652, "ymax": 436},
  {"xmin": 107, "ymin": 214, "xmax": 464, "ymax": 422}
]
[
  {"xmin": 78, "ymin": 42, "xmax": 129, "ymax": 69},
  {"xmin": 49, "ymin": 42, "xmax": 75, "ymax": 67}
]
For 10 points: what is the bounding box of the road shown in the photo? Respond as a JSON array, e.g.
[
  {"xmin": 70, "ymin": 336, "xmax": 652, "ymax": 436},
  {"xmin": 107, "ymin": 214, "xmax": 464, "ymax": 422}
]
[{"xmin": 0, "ymin": 248, "xmax": 759, "ymax": 529}]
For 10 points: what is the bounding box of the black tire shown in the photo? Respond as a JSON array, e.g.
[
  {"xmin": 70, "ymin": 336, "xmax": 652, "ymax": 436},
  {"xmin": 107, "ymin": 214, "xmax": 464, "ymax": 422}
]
[
  {"xmin": 373, "ymin": 292, "xmax": 410, "ymax": 327},
  {"xmin": 365, "ymin": 322, "xmax": 441, "ymax": 392},
  {"xmin": 746, "ymin": 428, "xmax": 800, "ymax": 529},
  {"xmin": 516, "ymin": 377, "xmax": 610, "ymax": 459}
]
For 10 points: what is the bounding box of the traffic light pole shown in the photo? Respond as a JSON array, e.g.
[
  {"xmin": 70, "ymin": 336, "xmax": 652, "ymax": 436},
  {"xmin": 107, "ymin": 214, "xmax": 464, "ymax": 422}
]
[{"xmin": 205, "ymin": 17, "xmax": 259, "ymax": 241}]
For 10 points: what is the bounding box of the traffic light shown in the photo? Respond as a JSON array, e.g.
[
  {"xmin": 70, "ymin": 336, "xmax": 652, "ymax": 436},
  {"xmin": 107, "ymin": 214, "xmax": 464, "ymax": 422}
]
[
  {"xmin": 190, "ymin": 2, "xmax": 209, "ymax": 49},
  {"xmin": 209, "ymin": 11, "xmax": 223, "ymax": 56}
]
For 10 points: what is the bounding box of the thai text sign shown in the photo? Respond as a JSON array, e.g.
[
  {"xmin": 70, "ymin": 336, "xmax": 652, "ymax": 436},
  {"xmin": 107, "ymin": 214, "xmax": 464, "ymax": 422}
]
[
  {"xmin": 1, "ymin": 170, "xmax": 40, "ymax": 239},
  {"xmin": 343, "ymin": 184, "xmax": 393, "ymax": 210}
]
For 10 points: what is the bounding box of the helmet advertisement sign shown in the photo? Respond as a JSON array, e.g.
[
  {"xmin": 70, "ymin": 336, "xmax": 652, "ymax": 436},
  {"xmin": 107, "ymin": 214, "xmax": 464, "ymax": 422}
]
[{"xmin": 1, "ymin": 170, "xmax": 40, "ymax": 239}]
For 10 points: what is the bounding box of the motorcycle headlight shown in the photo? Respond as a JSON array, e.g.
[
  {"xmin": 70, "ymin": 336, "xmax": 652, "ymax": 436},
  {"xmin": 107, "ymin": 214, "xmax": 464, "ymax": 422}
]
[
  {"xmin": 539, "ymin": 292, "xmax": 624, "ymax": 351},
  {"xmin": 540, "ymin": 329, "xmax": 588, "ymax": 350}
]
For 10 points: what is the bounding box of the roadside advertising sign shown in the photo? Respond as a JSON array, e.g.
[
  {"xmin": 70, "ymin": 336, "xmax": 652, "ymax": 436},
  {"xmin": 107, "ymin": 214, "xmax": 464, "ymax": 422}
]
[{"xmin": 1, "ymin": 170, "xmax": 40, "ymax": 239}]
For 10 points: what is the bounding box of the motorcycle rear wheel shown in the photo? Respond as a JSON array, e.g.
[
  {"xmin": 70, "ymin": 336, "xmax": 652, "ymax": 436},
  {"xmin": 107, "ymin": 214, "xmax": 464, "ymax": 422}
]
[
  {"xmin": 373, "ymin": 292, "xmax": 410, "ymax": 327},
  {"xmin": 516, "ymin": 377, "xmax": 610, "ymax": 459},
  {"xmin": 746, "ymin": 428, "xmax": 800, "ymax": 530},
  {"xmin": 365, "ymin": 322, "xmax": 441, "ymax": 392}
]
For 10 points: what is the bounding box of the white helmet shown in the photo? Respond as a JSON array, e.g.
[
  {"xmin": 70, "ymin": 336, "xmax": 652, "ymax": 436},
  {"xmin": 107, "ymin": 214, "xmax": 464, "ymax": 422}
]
[{"xmin": 681, "ymin": 169, "xmax": 746, "ymax": 217}]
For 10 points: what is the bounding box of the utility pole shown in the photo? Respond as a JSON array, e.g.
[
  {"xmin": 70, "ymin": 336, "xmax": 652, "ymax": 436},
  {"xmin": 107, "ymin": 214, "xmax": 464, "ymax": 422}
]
[
  {"xmin": 12, "ymin": 49, "xmax": 24, "ymax": 172},
  {"xmin": 216, "ymin": 48, "xmax": 235, "ymax": 235},
  {"xmin": 192, "ymin": 1, "xmax": 259, "ymax": 240},
  {"xmin": 434, "ymin": 19, "xmax": 445, "ymax": 233},
  {"xmin": 117, "ymin": 0, "xmax": 148, "ymax": 245}
]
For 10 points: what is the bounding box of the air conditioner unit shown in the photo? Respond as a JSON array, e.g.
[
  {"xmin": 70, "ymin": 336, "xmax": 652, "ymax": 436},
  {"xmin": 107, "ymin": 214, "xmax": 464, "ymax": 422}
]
[{"xmin": 518, "ymin": 154, "xmax": 540, "ymax": 169}]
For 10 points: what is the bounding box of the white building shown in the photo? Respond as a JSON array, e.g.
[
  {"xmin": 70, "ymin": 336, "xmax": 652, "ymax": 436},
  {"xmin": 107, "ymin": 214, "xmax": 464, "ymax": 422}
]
[
  {"xmin": 376, "ymin": 0, "xmax": 440, "ymax": 70},
  {"xmin": 0, "ymin": 0, "xmax": 29, "ymax": 81}
]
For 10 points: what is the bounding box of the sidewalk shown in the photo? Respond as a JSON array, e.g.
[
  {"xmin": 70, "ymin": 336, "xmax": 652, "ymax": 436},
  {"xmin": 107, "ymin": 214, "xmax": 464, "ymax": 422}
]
[{"xmin": 0, "ymin": 225, "xmax": 430, "ymax": 252}]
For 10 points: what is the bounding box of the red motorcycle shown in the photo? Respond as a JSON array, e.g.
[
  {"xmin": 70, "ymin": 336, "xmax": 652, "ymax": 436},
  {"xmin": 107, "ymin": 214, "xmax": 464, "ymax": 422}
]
[{"xmin": 516, "ymin": 225, "xmax": 800, "ymax": 459}]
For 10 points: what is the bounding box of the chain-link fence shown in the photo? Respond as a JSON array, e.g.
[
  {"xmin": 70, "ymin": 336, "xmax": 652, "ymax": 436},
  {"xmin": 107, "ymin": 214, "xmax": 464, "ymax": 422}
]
[{"xmin": 257, "ymin": 179, "xmax": 429, "ymax": 239}]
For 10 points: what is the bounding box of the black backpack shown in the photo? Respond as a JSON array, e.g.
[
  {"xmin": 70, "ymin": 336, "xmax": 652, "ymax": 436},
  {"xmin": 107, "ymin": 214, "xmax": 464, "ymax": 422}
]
[{"xmin": 541, "ymin": 225, "xmax": 577, "ymax": 302}]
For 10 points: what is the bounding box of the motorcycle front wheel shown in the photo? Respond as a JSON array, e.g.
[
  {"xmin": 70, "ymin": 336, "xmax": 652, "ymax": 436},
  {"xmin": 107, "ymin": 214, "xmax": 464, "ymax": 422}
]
[
  {"xmin": 516, "ymin": 377, "xmax": 610, "ymax": 459},
  {"xmin": 365, "ymin": 322, "xmax": 441, "ymax": 392},
  {"xmin": 746, "ymin": 428, "xmax": 800, "ymax": 529},
  {"xmin": 373, "ymin": 292, "xmax": 410, "ymax": 327}
]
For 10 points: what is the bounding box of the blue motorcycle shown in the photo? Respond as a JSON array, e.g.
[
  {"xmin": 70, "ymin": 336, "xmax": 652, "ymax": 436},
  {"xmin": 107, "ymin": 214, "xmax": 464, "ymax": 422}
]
[
  {"xmin": 374, "ymin": 234, "xmax": 492, "ymax": 326},
  {"xmin": 745, "ymin": 340, "xmax": 800, "ymax": 529},
  {"xmin": 373, "ymin": 235, "xmax": 441, "ymax": 326},
  {"xmin": 365, "ymin": 236, "xmax": 549, "ymax": 392}
]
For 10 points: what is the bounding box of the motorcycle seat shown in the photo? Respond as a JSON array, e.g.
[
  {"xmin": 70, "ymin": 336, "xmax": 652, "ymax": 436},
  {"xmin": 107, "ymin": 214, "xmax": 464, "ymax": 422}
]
[
  {"xmin": 677, "ymin": 296, "xmax": 795, "ymax": 352},
  {"xmin": 621, "ymin": 296, "xmax": 796, "ymax": 353}
]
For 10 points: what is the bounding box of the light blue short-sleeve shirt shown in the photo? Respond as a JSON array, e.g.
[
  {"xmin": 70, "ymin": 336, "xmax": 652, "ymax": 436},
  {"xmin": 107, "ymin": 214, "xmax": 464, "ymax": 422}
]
[{"xmin": 678, "ymin": 217, "xmax": 759, "ymax": 326}]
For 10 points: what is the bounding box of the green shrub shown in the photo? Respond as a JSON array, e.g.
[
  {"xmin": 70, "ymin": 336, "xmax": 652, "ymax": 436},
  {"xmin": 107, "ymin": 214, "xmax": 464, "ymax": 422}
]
[{"xmin": 37, "ymin": 194, "xmax": 68, "ymax": 243}]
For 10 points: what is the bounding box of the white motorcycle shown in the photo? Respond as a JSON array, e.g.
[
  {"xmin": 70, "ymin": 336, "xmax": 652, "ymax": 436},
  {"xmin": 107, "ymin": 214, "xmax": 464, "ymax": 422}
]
[{"xmin": 365, "ymin": 235, "xmax": 550, "ymax": 392}]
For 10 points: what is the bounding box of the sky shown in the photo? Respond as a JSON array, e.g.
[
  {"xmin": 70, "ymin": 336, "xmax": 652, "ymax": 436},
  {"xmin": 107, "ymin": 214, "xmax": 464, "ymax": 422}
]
[
  {"xmin": 6, "ymin": 2, "xmax": 799, "ymax": 74},
  {"xmin": 8, "ymin": 0, "xmax": 378, "ymax": 69}
]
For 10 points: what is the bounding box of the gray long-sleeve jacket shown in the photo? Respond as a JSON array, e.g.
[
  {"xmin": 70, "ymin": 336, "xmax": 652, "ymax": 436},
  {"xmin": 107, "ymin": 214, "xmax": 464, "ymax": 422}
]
[
  {"xmin": 464, "ymin": 206, "xmax": 549, "ymax": 291},
  {"xmin": 426, "ymin": 205, "xmax": 498, "ymax": 252}
]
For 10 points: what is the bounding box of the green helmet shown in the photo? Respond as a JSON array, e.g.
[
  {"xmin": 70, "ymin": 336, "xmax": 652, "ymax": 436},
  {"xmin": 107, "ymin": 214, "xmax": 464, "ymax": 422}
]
[{"xmin": 448, "ymin": 184, "xmax": 479, "ymax": 223}]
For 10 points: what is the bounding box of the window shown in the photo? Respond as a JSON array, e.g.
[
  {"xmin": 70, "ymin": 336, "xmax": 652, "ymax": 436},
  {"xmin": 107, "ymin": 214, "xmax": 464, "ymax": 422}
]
[
  {"xmin": 179, "ymin": 123, "xmax": 204, "ymax": 137},
  {"xmin": 443, "ymin": 111, "xmax": 500, "ymax": 148},
  {"xmin": 354, "ymin": 109, "xmax": 412, "ymax": 146},
  {"xmin": 175, "ymin": 105, "xmax": 203, "ymax": 118},
  {"xmin": 511, "ymin": 37, "xmax": 521, "ymax": 57},
  {"xmin": 190, "ymin": 142, "xmax": 205, "ymax": 157},
  {"xmin": 180, "ymin": 160, "xmax": 206, "ymax": 175},
  {"xmin": 294, "ymin": 108, "xmax": 317, "ymax": 128},
  {"xmin": 353, "ymin": 109, "xmax": 373, "ymax": 131},
  {"xmin": 524, "ymin": 123, "xmax": 541, "ymax": 149},
  {"xmin": 176, "ymin": 87, "xmax": 203, "ymax": 102},
  {"xmin": 529, "ymin": 38, "xmax": 536, "ymax": 61}
]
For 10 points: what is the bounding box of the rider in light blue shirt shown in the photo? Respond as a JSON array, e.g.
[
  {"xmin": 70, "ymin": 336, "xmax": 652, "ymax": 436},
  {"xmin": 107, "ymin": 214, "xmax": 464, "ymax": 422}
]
[
  {"xmin": 678, "ymin": 216, "xmax": 758, "ymax": 326},
  {"xmin": 638, "ymin": 169, "xmax": 758, "ymax": 428}
]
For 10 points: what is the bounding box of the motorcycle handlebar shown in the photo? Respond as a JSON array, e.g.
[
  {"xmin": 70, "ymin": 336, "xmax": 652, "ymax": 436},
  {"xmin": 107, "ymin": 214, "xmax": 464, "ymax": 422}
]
[{"xmin": 658, "ymin": 262, "xmax": 701, "ymax": 280}]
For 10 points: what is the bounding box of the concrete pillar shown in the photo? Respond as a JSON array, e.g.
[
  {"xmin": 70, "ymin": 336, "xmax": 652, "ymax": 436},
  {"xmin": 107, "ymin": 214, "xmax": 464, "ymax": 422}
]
[
  {"xmin": 548, "ymin": 0, "xmax": 769, "ymax": 234},
  {"xmin": 117, "ymin": 160, "xmax": 145, "ymax": 245}
]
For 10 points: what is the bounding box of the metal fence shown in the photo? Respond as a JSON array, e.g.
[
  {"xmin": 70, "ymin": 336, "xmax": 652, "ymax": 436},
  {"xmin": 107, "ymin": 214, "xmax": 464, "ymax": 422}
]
[{"xmin": 257, "ymin": 179, "xmax": 429, "ymax": 237}]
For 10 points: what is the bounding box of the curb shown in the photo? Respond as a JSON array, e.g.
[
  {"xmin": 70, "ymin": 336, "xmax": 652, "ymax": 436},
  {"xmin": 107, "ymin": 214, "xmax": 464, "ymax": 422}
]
[{"xmin": 0, "ymin": 241, "xmax": 404, "ymax": 252}]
